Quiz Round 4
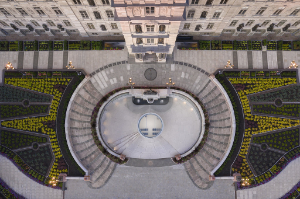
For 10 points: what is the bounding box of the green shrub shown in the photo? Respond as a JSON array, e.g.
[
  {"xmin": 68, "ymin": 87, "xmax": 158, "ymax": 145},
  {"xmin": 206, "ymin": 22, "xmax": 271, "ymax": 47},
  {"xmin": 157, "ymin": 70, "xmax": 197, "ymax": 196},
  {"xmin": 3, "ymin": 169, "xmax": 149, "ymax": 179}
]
[
  {"xmin": 49, "ymin": 41, "xmax": 53, "ymax": 50},
  {"xmin": 18, "ymin": 41, "xmax": 23, "ymax": 51},
  {"xmin": 34, "ymin": 40, "xmax": 38, "ymax": 51},
  {"xmin": 247, "ymin": 41, "xmax": 252, "ymax": 50},
  {"xmin": 64, "ymin": 40, "xmax": 68, "ymax": 50}
]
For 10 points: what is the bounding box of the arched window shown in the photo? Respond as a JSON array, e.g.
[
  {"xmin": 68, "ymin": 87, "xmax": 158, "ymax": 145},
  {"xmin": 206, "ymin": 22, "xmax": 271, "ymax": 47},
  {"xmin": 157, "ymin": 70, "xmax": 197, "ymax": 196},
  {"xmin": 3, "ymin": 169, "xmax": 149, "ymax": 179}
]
[
  {"xmin": 106, "ymin": 10, "xmax": 114, "ymax": 18},
  {"xmin": 136, "ymin": 38, "xmax": 143, "ymax": 44},
  {"xmin": 135, "ymin": 25, "xmax": 142, "ymax": 33},
  {"xmin": 205, "ymin": 0, "xmax": 213, "ymax": 5},
  {"xmin": 187, "ymin": 10, "xmax": 195, "ymax": 18},
  {"xmin": 102, "ymin": 0, "xmax": 110, "ymax": 4},
  {"xmin": 94, "ymin": 11, "xmax": 101, "ymax": 19},
  {"xmin": 159, "ymin": 25, "xmax": 165, "ymax": 32},
  {"xmin": 26, "ymin": 24, "xmax": 34, "ymax": 31},
  {"xmin": 10, "ymin": 24, "xmax": 19, "ymax": 31},
  {"xmin": 42, "ymin": 24, "xmax": 49, "ymax": 31},
  {"xmin": 200, "ymin": 11, "xmax": 207, "ymax": 18},
  {"xmin": 100, "ymin": 25, "xmax": 107, "ymax": 31},
  {"xmin": 195, "ymin": 25, "xmax": 201, "ymax": 31}
]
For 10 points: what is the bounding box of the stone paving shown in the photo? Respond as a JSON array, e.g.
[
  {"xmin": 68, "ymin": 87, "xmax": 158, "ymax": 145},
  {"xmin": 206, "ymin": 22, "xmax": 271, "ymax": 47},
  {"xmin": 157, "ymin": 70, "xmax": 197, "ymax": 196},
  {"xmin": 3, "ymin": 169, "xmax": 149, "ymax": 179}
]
[
  {"xmin": 64, "ymin": 164, "xmax": 235, "ymax": 199},
  {"xmin": 0, "ymin": 155, "xmax": 63, "ymax": 199}
]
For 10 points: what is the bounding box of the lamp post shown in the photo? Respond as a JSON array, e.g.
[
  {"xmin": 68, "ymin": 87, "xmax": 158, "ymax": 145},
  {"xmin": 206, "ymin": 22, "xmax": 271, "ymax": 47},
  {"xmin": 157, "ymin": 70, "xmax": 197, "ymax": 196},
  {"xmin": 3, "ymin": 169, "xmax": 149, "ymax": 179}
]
[
  {"xmin": 128, "ymin": 78, "xmax": 135, "ymax": 90},
  {"xmin": 49, "ymin": 177, "xmax": 59, "ymax": 187},
  {"xmin": 66, "ymin": 61, "xmax": 75, "ymax": 69},
  {"xmin": 289, "ymin": 60, "xmax": 298, "ymax": 69},
  {"xmin": 5, "ymin": 62, "xmax": 14, "ymax": 70},
  {"xmin": 240, "ymin": 178, "xmax": 250, "ymax": 187},
  {"xmin": 166, "ymin": 78, "xmax": 175, "ymax": 94},
  {"xmin": 225, "ymin": 60, "xmax": 234, "ymax": 69}
]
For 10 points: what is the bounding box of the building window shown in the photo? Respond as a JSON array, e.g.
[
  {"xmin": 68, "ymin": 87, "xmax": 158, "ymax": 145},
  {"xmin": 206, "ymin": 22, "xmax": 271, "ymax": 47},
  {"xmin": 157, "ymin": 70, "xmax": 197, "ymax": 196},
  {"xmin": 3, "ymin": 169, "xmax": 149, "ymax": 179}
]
[
  {"xmin": 187, "ymin": 10, "xmax": 195, "ymax": 18},
  {"xmin": 261, "ymin": 20, "xmax": 270, "ymax": 26},
  {"xmin": 0, "ymin": 20, "xmax": 8, "ymax": 26},
  {"xmin": 277, "ymin": 20, "xmax": 286, "ymax": 27},
  {"xmin": 111, "ymin": 23, "xmax": 118, "ymax": 29},
  {"xmin": 10, "ymin": 24, "xmax": 19, "ymax": 31},
  {"xmin": 136, "ymin": 53, "xmax": 142, "ymax": 59},
  {"xmin": 31, "ymin": 20, "xmax": 40, "ymax": 26},
  {"xmin": 195, "ymin": 25, "xmax": 201, "ymax": 31},
  {"xmin": 14, "ymin": 20, "xmax": 24, "ymax": 26},
  {"xmin": 146, "ymin": 25, "xmax": 154, "ymax": 32},
  {"xmin": 0, "ymin": 8, "xmax": 11, "ymax": 16},
  {"xmin": 47, "ymin": 20, "xmax": 55, "ymax": 26},
  {"xmin": 220, "ymin": 0, "xmax": 228, "ymax": 4},
  {"xmin": 146, "ymin": 7, "xmax": 155, "ymax": 14},
  {"xmin": 159, "ymin": 25, "xmax": 165, "ymax": 32},
  {"xmin": 229, "ymin": 20, "xmax": 238, "ymax": 26},
  {"xmin": 212, "ymin": 11, "xmax": 221, "ymax": 18},
  {"xmin": 256, "ymin": 7, "xmax": 266, "ymax": 15},
  {"xmin": 80, "ymin": 11, "xmax": 89, "ymax": 18},
  {"xmin": 87, "ymin": 23, "xmax": 95, "ymax": 29},
  {"xmin": 147, "ymin": 38, "xmax": 154, "ymax": 44},
  {"xmin": 158, "ymin": 38, "xmax": 164, "ymax": 44},
  {"xmin": 206, "ymin": 23, "xmax": 214, "ymax": 29},
  {"xmin": 205, "ymin": 0, "xmax": 213, "ymax": 5},
  {"xmin": 238, "ymin": 9, "xmax": 247, "ymax": 15},
  {"xmin": 106, "ymin": 10, "xmax": 114, "ymax": 18},
  {"xmin": 273, "ymin": 9, "xmax": 283, "ymax": 16},
  {"xmin": 159, "ymin": 53, "xmax": 165, "ymax": 59},
  {"xmin": 16, "ymin": 8, "xmax": 28, "ymax": 16},
  {"xmin": 135, "ymin": 25, "xmax": 142, "ymax": 33},
  {"xmin": 245, "ymin": 20, "xmax": 254, "ymax": 26},
  {"xmin": 290, "ymin": 9, "xmax": 300, "ymax": 16},
  {"xmin": 73, "ymin": 0, "xmax": 81, "ymax": 4},
  {"xmin": 52, "ymin": 7, "xmax": 63, "ymax": 15},
  {"xmin": 191, "ymin": 0, "xmax": 199, "ymax": 4},
  {"xmin": 292, "ymin": 20, "xmax": 300, "ymax": 26},
  {"xmin": 136, "ymin": 38, "xmax": 143, "ymax": 44},
  {"xmin": 92, "ymin": 33, "xmax": 98, "ymax": 35},
  {"xmin": 63, "ymin": 20, "xmax": 72, "ymax": 26},
  {"xmin": 87, "ymin": 0, "xmax": 96, "ymax": 6},
  {"xmin": 34, "ymin": 7, "xmax": 45, "ymax": 15},
  {"xmin": 183, "ymin": 23, "xmax": 190, "ymax": 30},
  {"xmin": 94, "ymin": 11, "xmax": 101, "ymax": 19},
  {"xmin": 102, "ymin": 0, "xmax": 110, "ymax": 4},
  {"xmin": 100, "ymin": 25, "xmax": 107, "ymax": 31},
  {"xmin": 200, "ymin": 11, "xmax": 207, "ymax": 19}
]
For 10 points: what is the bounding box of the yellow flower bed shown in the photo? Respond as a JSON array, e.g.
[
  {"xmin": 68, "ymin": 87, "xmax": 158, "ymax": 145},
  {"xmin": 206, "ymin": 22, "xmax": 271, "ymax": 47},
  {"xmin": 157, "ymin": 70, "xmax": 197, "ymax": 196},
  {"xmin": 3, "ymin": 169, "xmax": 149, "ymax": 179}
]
[
  {"xmin": 2, "ymin": 78, "xmax": 70, "ymax": 178},
  {"xmin": 229, "ymin": 78, "xmax": 300, "ymax": 178}
]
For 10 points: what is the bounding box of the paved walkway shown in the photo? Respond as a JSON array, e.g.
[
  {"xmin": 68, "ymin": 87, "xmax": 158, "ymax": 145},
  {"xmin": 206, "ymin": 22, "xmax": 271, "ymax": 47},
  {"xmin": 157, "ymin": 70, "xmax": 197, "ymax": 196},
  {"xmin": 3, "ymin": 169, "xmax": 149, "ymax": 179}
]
[
  {"xmin": 237, "ymin": 157, "xmax": 300, "ymax": 199},
  {"xmin": 0, "ymin": 155, "xmax": 63, "ymax": 199},
  {"xmin": 65, "ymin": 164, "xmax": 235, "ymax": 199}
]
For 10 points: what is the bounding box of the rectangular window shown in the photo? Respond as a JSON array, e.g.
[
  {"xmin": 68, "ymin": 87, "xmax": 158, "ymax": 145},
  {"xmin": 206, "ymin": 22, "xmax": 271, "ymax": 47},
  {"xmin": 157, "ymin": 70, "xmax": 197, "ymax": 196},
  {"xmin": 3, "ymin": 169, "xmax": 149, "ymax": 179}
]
[
  {"xmin": 187, "ymin": 10, "xmax": 195, "ymax": 18},
  {"xmin": 111, "ymin": 23, "xmax": 118, "ymax": 29},
  {"xmin": 146, "ymin": 25, "xmax": 154, "ymax": 32},
  {"xmin": 191, "ymin": 0, "xmax": 199, "ymax": 4},
  {"xmin": 292, "ymin": 20, "xmax": 300, "ymax": 26},
  {"xmin": 273, "ymin": 9, "xmax": 283, "ymax": 16},
  {"xmin": 256, "ymin": 7, "xmax": 266, "ymax": 15},
  {"xmin": 94, "ymin": 11, "xmax": 101, "ymax": 19},
  {"xmin": 147, "ymin": 38, "xmax": 154, "ymax": 44},
  {"xmin": 229, "ymin": 20, "xmax": 238, "ymax": 26},
  {"xmin": 14, "ymin": 20, "xmax": 24, "ymax": 26},
  {"xmin": 73, "ymin": 0, "xmax": 81, "ymax": 4},
  {"xmin": 16, "ymin": 8, "xmax": 28, "ymax": 16},
  {"xmin": 0, "ymin": 8, "xmax": 11, "ymax": 16},
  {"xmin": 158, "ymin": 38, "xmax": 164, "ymax": 44},
  {"xmin": 87, "ymin": 0, "xmax": 96, "ymax": 6},
  {"xmin": 30, "ymin": 20, "xmax": 40, "ymax": 26},
  {"xmin": 195, "ymin": 25, "xmax": 201, "ymax": 31},
  {"xmin": 102, "ymin": 0, "xmax": 110, "ymax": 4},
  {"xmin": 47, "ymin": 20, "xmax": 55, "ymax": 26},
  {"xmin": 63, "ymin": 20, "xmax": 72, "ymax": 26},
  {"xmin": 136, "ymin": 38, "xmax": 143, "ymax": 44},
  {"xmin": 52, "ymin": 7, "xmax": 63, "ymax": 15},
  {"xmin": 277, "ymin": 20, "xmax": 286, "ymax": 27},
  {"xmin": 106, "ymin": 10, "xmax": 114, "ymax": 18},
  {"xmin": 34, "ymin": 7, "xmax": 45, "ymax": 15},
  {"xmin": 261, "ymin": 20, "xmax": 270, "ymax": 27},
  {"xmin": 87, "ymin": 23, "xmax": 95, "ymax": 29},
  {"xmin": 238, "ymin": 9, "xmax": 247, "ymax": 15},
  {"xmin": 246, "ymin": 20, "xmax": 254, "ymax": 26},
  {"xmin": 290, "ymin": 9, "xmax": 300, "ymax": 16},
  {"xmin": 205, "ymin": 0, "xmax": 213, "ymax": 5},
  {"xmin": 0, "ymin": 20, "xmax": 8, "ymax": 26},
  {"xmin": 220, "ymin": 0, "xmax": 228, "ymax": 4},
  {"xmin": 146, "ymin": 7, "xmax": 155, "ymax": 14},
  {"xmin": 206, "ymin": 23, "xmax": 214, "ymax": 29},
  {"xmin": 212, "ymin": 11, "xmax": 221, "ymax": 18},
  {"xmin": 92, "ymin": 33, "xmax": 98, "ymax": 35},
  {"xmin": 80, "ymin": 11, "xmax": 89, "ymax": 18},
  {"xmin": 183, "ymin": 23, "xmax": 190, "ymax": 29}
]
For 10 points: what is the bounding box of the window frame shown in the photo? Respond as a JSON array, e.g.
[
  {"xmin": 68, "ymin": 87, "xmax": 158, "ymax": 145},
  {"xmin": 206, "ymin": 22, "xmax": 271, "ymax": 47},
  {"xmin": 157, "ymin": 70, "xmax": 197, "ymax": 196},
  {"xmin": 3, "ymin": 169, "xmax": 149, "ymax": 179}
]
[
  {"xmin": 106, "ymin": 10, "xmax": 114, "ymax": 18},
  {"xmin": 183, "ymin": 23, "xmax": 190, "ymax": 30},
  {"xmin": 87, "ymin": 23, "xmax": 95, "ymax": 29},
  {"xmin": 47, "ymin": 20, "xmax": 56, "ymax": 26},
  {"xmin": 93, "ymin": 11, "xmax": 101, "ymax": 19},
  {"xmin": 16, "ymin": 8, "xmax": 28, "ymax": 16},
  {"xmin": 0, "ymin": 8, "xmax": 11, "ymax": 16},
  {"xmin": 212, "ymin": 11, "xmax": 221, "ymax": 18},
  {"xmin": 52, "ymin": 7, "xmax": 63, "ymax": 15},
  {"xmin": 187, "ymin": 10, "xmax": 195, "ymax": 18},
  {"xmin": 79, "ymin": 11, "xmax": 89, "ymax": 18},
  {"xmin": 229, "ymin": 20, "xmax": 238, "ymax": 27},
  {"xmin": 63, "ymin": 20, "xmax": 72, "ymax": 27},
  {"xmin": 206, "ymin": 23, "xmax": 214, "ymax": 29},
  {"xmin": 146, "ymin": 25, "xmax": 155, "ymax": 32}
]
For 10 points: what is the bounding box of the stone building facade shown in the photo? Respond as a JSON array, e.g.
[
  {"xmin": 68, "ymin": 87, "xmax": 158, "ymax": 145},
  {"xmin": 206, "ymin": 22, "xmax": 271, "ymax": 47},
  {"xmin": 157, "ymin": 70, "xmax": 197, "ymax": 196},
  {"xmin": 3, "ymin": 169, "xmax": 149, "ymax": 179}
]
[{"xmin": 0, "ymin": 0, "xmax": 299, "ymax": 61}]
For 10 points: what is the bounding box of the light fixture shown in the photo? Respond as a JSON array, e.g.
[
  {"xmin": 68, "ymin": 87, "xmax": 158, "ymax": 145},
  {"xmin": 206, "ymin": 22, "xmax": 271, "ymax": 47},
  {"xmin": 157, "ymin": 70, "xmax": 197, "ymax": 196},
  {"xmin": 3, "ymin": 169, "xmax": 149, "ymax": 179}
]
[
  {"xmin": 128, "ymin": 78, "xmax": 135, "ymax": 88},
  {"xmin": 66, "ymin": 61, "xmax": 75, "ymax": 69},
  {"xmin": 5, "ymin": 62, "xmax": 14, "ymax": 70},
  {"xmin": 289, "ymin": 60, "xmax": 298, "ymax": 69},
  {"xmin": 225, "ymin": 60, "xmax": 234, "ymax": 69},
  {"xmin": 49, "ymin": 177, "xmax": 59, "ymax": 187},
  {"xmin": 166, "ymin": 78, "xmax": 175, "ymax": 87},
  {"xmin": 240, "ymin": 177, "xmax": 250, "ymax": 187}
]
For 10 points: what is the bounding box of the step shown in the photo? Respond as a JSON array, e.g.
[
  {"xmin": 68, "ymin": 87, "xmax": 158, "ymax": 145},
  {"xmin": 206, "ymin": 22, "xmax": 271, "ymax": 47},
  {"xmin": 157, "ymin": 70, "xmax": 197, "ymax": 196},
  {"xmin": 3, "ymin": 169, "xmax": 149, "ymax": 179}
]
[
  {"xmin": 190, "ymin": 158, "xmax": 209, "ymax": 182},
  {"xmin": 84, "ymin": 80, "xmax": 103, "ymax": 99},
  {"xmin": 90, "ymin": 161, "xmax": 116, "ymax": 189}
]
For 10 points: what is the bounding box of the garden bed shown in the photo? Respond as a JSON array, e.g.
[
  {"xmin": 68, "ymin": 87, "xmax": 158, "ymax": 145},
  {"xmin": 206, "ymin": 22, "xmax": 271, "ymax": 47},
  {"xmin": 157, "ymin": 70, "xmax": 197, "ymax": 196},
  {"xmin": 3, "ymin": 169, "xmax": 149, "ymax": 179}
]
[
  {"xmin": 211, "ymin": 40, "xmax": 222, "ymax": 50},
  {"xmin": 0, "ymin": 41, "xmax": 8, "ymax": 51},
  {"xmin": 222, "ymin": 41, "xmax": 233, "ymax": 50},
  {"xmin": 53, "ymin": 41, "xmax": 64, "ymax": 51},
  {"xmin": 0, "ymin": 105, "xmax": 49, "ymax": 119},
  {"xmin": 9, "ymin": 41, "xmax": 18, "ymax": 51},
  {"xmin": 199, "ymin": 40, "xmax": 211, "ymax": 50},
  {"xmin": 234, "ymin": 41, "xmax": 247, "ymax": 50},
  {"xmin": 68, "ymin": 41, "xmax": 81, "ymax": 50},
  {"xmin": 251, "ymin": 41, "xmax": 262, "ymax": 50},
  {"xmin": 80, "ymin": 40, "xmax": 91, "ymax": 50},
  {"xmin": 91, "ymin": 41, "xmax": 103, "ymax": 50},
  {"xmin": 252, "ymin": 104, "xmax": 300, "ymax": 118},
  {"xmin": 267, "ymin": 41, "xmax": 277, "ymax": 51},
  {"xmin": 277, "ymin": 41, "xmax": 292, "ymax": 51},
  {"xmin": 39, "ymin": 41, "xmax": 49, "ymax": 51},
  {"xmin": 293, "ymin": 41, "xmax": 300, "ymax": 51},
  {"xmin": 24, "ymin": 41, "xmax": 38, "ymax": 51}
]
